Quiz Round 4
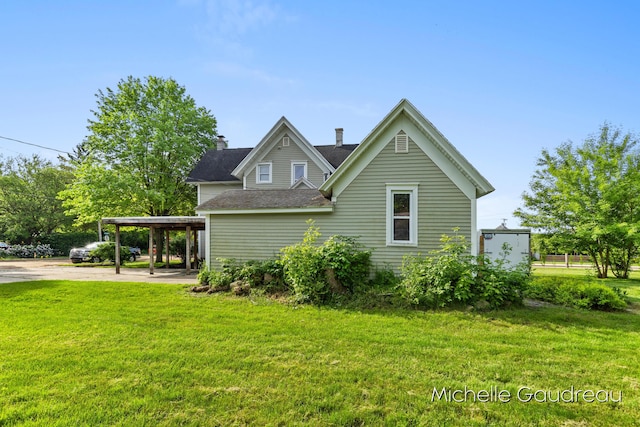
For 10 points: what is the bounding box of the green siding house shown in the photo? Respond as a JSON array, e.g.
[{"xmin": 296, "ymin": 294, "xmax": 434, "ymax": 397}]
[{"xmin": 188, "ymin": 99, "xmax": 494, "ymax": 270}]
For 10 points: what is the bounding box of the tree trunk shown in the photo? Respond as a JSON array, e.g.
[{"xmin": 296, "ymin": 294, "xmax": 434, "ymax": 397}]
[{"xmin": 154, "ymin": 228, "xmax": 164, "ymax": 263}]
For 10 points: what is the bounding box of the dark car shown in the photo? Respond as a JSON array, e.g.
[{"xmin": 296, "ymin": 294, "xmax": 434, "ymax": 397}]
[{"xmin": 69, "ymin": 242, "xmax": 141, "ymax": 263}]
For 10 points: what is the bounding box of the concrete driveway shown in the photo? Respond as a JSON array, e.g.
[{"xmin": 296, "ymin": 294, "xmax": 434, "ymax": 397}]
[{"xmin": 0, "ymin": 257, "xmax": 198, "ymax": 285}]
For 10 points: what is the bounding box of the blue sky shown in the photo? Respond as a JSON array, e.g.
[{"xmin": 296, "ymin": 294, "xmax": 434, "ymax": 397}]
[{"xmin": 1, "ymin": 0, "xmax": 639, "ymax": 229}]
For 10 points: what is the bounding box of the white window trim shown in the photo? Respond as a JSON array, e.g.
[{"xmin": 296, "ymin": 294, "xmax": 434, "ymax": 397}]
[
  {"xmin": 291, "ymin": 161, "xmax": 308, "ymax": 185},
  {"xmin": 256, "ymin": 162, "xmax": 272, "ymax": 184},
  {"xmin": 386, "ymin": 184, "xmax": 418, "ymax": 246}
]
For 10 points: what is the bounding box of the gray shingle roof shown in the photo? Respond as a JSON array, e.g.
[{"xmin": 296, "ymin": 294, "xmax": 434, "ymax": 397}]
[
  {"xmin": 186, "ymin": 144, "xmax": 358, "ymax": 183},
  {"xmin": 196, "ymin": 189, "xmax": 332, "ymax": 211},
  {"xmin": 314, "ymin": 144, "xmax": 358, "ymax": 168},
  {"xmin": 186, "ymin": 148, "xmax": 252, "ymax": 183}
]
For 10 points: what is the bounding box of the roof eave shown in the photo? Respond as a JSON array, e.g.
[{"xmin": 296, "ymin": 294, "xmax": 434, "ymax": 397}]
[{"xmin": 197, "ymin": 206, "xmax": 334, "ymax": 215}]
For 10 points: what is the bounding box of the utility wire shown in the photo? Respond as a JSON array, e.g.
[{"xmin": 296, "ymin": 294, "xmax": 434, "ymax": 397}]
[{"xmin": 0, "ymin": 135, "xmax": 71, "ymax": 155}]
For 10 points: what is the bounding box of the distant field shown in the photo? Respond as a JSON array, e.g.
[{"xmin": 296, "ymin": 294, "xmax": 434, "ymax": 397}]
[{"xmin": 1, "ymin": 277, "xmax": 639, "ymax": 425}]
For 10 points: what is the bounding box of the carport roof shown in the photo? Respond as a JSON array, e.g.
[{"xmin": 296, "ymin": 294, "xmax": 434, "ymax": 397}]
[{"xmin": 101, "ymin": 216, "xmax": 206, "ymax": 230}]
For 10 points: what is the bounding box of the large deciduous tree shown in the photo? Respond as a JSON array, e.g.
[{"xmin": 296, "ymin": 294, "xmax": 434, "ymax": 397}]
[
  {"xmin": 60, "ymin": 76, "xmax": 217, "ymax": 225},
  {"xmin": 0, "ymin": 155, "xmax": 74, "ymax": 243},
  {"xmin": 515, "ymin": 123, "xmax": 640, "ymax": 278}
]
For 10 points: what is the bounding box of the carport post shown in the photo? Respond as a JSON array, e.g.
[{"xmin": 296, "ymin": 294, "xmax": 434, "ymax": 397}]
[
  {"xmin": 193, "ymin": 229, "xmax": 198, "ymax": 268},
  {"xmin": 115, "ymin": 224, "xmax": 121, "ymax": 274},
  {"xmin": 165, "ymin": 229, "xmax": 170, "ymax": 269},
  {"xmin": 185, "ymin": 225, "xmax": 191, "ymax": 275},
  {"xmin": 149, "ymin": 225, "xmax": 154, "ymax": 275}
]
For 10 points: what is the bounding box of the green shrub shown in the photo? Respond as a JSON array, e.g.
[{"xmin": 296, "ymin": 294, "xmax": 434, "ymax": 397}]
[
  {"xmin": 279, "ymin": 220, "xmax": 372, "ymax": 304},
  {"xmin": 399, "ymin": 231, "xmax": 476, "ymax": 308},
  {"xmin": 476, "ymin": 256, "xmax": 530, "ymax": 308},
  {"xmin": 526, "ymin": 276, "xmax": 626, "ymax": 311},
  {"xmin": 525, "ymin": 276, "xmax": 560, "ymax": 301},
  {"xmin": 399, "ymin": 230, "xmax": 530, "ymax": 309},
  {"xmin": 2, "ymin": 244, "xmax": 55, "ymax": 258},
  {"xmin": 279, "ymin": 221, "xmax": 326, "ymax": 303},
  {"xmin": 369, "ymin": 266, "xmax": 400, "ymax": 289},
  {"xmin": 319, "ymin": 235, "xmax": 371, "ymax": 293},
  {"xmin": 197, "ymin": 266, "xmax": 214, "ymax": 285},
  {"xmin": 89, "ymin": 242, "xmax": 130, "ymax": 264}
]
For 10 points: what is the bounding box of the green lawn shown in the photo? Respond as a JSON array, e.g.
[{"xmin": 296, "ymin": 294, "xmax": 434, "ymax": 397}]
[{"xmin": 1, "ymin": 277, "xmax": 639, "ymax": 425}]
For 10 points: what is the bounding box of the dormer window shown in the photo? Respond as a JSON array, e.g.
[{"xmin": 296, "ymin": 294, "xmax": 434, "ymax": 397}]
[
  {"xmin": 256, "ymin": 162, "xmax": 272, "ymax": 184},
  {"xmin": 291, "ymin": 161, "xmax": 307, "ymax": 185}
]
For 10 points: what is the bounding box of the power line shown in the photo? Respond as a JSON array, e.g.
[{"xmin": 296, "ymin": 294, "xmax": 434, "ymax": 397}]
[{"xmin": 0, "ymin": 135, "xmax": 71, "ymax": 155}]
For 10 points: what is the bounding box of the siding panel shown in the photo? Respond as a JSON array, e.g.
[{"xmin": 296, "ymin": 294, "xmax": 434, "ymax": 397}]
[
  {"xmin": 245, "ymin": 139, "xmax": 325, "ymax": 189},
  {"xmin": 199, "ymin": 183, "xmax": 242, "ymax": 204}
]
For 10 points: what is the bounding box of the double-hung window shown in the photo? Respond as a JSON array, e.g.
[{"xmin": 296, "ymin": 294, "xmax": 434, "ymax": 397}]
[
  {"xmin": 256, "ymin": 162, "xmax": 272, "ymax": 184},
  {"xmin": 386, "ymin": 184, "xmax": 418, "ymax": 246}
]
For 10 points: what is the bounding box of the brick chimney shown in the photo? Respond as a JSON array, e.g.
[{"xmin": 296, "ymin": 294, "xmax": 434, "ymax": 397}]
[
  {"xmin": 217, "ymin": 135, "xmax": 227, "ymax": 151},
  {"xmin": 335, "ymin": 128, "xmax": 343, "ymax": 147}
]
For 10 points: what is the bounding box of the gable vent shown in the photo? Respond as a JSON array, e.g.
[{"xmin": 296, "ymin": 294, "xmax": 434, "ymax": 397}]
[
  {"xmin": 395, "ymin": 131, "xmax": 409, "ymax": 153},
  {"xmin": 282, "ymin": 136, "xmax": 290, "ymax": 147}
]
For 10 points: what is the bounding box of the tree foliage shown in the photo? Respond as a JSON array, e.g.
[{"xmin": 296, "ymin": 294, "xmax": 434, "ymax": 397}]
[
  {"xmin": 0, "ymin": 155, "xmax": 74, "ymax": 243},
  {"xmin": 515, "ymin": 123, "xmax": 640, "ymax": 278},
  {"xmin": 59, "ymin": 76, "xmax": 217, "ymax": 225}
]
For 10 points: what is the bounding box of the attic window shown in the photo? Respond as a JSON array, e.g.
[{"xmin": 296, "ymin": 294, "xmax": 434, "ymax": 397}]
[
  {"xmin": 282, "ymin": 136, "xmax": 290, "ymax": 147},
  {"xmin": 395, "ymin": 131, "xmax": 409, "ymax": 153},
  {"xmin": 256, "ymin": 162, "xmax": 272, "ymax": 184}
]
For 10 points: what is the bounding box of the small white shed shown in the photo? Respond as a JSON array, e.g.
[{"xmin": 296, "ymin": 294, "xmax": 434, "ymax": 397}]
[{"xmin": 479, "ymin": 224, "xmax": 531, "ymax": 267}]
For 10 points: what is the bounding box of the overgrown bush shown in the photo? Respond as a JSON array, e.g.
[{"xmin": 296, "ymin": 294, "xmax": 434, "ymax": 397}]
[
  {"xmin": 198, "ymin": 258, "xmax": 286, "ymax": 293},
  {"xmin": 89, "ymin": 242, "xmax": 130, "ymax": 264},
  {"xmin": 319, "ymin": 235, "xmax": 371, "ymax": 293},
  {"xmin": 476, "ymin": 255, "xmax": 530, "ymax": 308},
  {"xmin": 526, "ymin": 276, "xmax": 626, "ymax": 311},
  {"xmin": 400, "ymin": 232, "xmax": 475, "ymax": 308},
  {"xmin": 399, "ymin": 230, "xmax": 530, "ymax": 309},
  {"xmin": 279, "ymin": 222, "xmax": 326, "ymax": 303},
  {"xmin": 279, "ymin": 220, "xmax": 371, "ymax": 303},
  {"xmin": 0, "ymin": 244, "xmax": 55, "ymax": 258}
]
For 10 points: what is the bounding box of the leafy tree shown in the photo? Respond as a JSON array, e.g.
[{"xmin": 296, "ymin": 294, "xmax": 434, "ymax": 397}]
[
  {"xmin": 0, "ymin": 155, "xmax": 74, "ymax": 243},
  {"xmin": 515, "ymin": 123, "xmax": 640, "ymax": 278},
  {"xmin": 59, "ymin": 76, "xmax": 217, "ymax": 258}
]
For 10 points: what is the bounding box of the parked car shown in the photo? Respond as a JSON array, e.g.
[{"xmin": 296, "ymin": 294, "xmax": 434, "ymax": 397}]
[
  {"xmin": 69, "ymin": 242, "xmax": 141, "ymax": 263},
  {"xmin": 0, "ymin": 242, "xmax": 9, "ymax": 250}
]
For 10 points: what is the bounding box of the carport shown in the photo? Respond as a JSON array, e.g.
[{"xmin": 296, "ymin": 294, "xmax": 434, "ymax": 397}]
[{"xmin": 101, "ymin": 216, "xmax": 206, "ymax": 275}]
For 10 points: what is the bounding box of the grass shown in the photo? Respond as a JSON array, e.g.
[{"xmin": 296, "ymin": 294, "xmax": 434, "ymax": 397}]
[{"xmin": 1, "ymin": 277, "xmax": 640, "ymax": 425}]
